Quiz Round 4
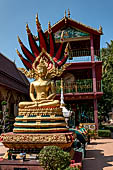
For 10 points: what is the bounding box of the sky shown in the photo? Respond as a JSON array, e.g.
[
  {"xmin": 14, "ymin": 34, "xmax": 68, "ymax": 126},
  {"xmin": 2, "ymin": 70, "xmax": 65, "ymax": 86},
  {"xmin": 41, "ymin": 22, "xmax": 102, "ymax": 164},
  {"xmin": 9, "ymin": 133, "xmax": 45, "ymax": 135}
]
[{"xmin": 0, "ymin": 0, "xmax": 113, "ymax": 68}]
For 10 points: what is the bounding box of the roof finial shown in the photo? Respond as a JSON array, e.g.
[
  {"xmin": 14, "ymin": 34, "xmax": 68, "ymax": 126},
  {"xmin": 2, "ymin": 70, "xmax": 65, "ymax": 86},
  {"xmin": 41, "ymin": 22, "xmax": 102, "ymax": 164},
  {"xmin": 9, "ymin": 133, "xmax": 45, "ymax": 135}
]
[
  {"xmin": 64, "ymin": 10, "xmax": 66, "ymax": 18},
  {"xmin": 68, "ymin": 9, "xmax": 70, "ymax": 18},
  {"xmin": 99, "ymin": 25, "xmax": 103, "ymax": 34},
  {"xmin": 64, "ymin": 10, "xmax": 67, "ymax": 23}
]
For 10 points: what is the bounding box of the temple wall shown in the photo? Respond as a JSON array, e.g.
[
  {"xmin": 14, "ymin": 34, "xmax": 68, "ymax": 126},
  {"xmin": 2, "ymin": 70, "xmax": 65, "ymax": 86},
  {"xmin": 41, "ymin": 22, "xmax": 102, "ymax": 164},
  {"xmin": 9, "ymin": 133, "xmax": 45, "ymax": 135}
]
[{"xmin": 0, "ymin": 85, "xmax": 27, "ymax": 118}]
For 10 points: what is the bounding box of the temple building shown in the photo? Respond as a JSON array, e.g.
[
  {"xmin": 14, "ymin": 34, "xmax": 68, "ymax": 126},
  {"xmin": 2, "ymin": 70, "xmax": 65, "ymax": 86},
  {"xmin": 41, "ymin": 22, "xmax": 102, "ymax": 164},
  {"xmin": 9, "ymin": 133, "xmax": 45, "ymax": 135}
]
[
  {"xmin": 0, "ymin": 52, "xmax": 29, "ymax": 118},
  {"xmin": 44, "ymin": 10, "xmax": 103, "ymax": 129}
]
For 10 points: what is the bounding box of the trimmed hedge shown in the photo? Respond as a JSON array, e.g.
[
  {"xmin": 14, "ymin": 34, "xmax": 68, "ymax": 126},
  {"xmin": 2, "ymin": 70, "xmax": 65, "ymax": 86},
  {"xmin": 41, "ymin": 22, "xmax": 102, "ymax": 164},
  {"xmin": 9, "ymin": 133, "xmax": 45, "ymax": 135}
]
[
  {"xmin": 99, "ymin": 125, "xmax": 113, "ymax": 132},
  {"xmin": 98, "ymin": 129, "xmax": 111, "ymax": 137},
  {"xmin": 105, "ymin": 126, "xmax": 113, "ymax": 132}
]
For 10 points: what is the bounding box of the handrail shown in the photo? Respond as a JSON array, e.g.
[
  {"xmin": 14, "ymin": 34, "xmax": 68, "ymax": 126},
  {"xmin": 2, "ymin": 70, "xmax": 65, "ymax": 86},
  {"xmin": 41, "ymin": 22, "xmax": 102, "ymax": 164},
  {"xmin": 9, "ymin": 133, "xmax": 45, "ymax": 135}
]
[
  {"xmin": 56, "ymin": 80, "xmax": 102, "ymax": 94},
  {"xmin": 67, "ymin": 50, "xmax": 100, "ymax": 62}
]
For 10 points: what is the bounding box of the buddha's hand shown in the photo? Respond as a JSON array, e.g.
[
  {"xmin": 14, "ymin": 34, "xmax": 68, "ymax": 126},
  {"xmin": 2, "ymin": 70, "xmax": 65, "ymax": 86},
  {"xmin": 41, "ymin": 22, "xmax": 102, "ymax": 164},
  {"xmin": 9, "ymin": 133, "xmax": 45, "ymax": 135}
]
[{"xmin": 33, "ymin": 99, "xmax": 38, "ymax": 106}]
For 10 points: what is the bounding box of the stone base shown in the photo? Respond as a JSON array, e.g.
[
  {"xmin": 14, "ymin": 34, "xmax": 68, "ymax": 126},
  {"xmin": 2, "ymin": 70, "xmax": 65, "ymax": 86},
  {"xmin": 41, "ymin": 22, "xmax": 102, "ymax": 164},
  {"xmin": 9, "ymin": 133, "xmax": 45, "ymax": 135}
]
[
  {"xmin": 0, "ymin": 159, "xmax": 44, "ymax": 170},
  {"xmin": 1, "ymin": 132, "xmax": 73, "ymax": 150}
]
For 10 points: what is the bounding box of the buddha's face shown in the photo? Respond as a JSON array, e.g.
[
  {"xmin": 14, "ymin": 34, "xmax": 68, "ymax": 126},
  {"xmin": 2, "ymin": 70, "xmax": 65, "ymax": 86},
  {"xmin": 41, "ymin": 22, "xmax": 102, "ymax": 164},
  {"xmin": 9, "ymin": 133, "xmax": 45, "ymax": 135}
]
[{"xmin": 37, "ymin": 66, "xmax": 47, "ymax": 77}]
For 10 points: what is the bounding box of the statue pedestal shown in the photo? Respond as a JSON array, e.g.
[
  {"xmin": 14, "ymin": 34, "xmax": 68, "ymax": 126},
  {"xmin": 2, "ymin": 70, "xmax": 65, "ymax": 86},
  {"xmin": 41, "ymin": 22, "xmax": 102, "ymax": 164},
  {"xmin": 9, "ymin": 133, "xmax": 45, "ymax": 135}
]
[
  {"xmin": 1, "ymin": 106, "xmax": 74, "ymax": 155},
  {"xmin": 1, "ymin": 132, "xmax": 73, "ymax": 152},
  {"xmin": 0, "ymin": 159, "xmax": 44, "ymax": 170}
]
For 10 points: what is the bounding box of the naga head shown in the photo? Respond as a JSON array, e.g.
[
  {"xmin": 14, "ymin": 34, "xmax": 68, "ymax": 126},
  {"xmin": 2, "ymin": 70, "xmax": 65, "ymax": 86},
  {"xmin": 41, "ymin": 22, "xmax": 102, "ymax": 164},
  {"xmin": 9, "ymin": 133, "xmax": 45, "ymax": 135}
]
[{"xmin": 16, "ymin": 13, "xmax": 70, "ymax": 79}]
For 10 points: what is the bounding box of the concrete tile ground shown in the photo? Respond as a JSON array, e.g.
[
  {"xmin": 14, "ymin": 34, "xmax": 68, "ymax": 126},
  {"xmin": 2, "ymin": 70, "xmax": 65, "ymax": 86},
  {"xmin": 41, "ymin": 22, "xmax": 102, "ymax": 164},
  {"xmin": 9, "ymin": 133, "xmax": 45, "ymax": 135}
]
[
  {"xmin": 83, "ymin": 138, "xmax": 113, "ymax": 170},
  {"xmin": 0, "ymin": 143, "xmax": 8, "ymax": 158}
]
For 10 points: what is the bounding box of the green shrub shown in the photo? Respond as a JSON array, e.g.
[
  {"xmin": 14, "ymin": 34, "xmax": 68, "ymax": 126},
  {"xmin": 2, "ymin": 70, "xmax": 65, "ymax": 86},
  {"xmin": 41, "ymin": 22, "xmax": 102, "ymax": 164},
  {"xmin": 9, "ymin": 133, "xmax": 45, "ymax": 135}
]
[
  {"xmin": 99, "ymin": 125, "xmax": 113, "ymax": 132},
  {"xmin": 98, "ymin": 130, "xmax": 111, "ymax": 137},
  {"xmin": 1, "ymin": 101, "xmax": 7, "ymax": 105},
  {"xmin": 39, "ymin": 145, "xmax": 71, "ymax": 170},
  {"xmin": 105, "ymin": 126, "xmax": 113, "ymax": 132}
]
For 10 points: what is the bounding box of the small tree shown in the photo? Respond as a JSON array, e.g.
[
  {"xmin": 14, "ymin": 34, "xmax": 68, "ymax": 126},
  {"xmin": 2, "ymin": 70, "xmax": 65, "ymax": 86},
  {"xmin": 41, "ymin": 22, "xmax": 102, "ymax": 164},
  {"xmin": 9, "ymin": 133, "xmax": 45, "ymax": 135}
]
[
  {"xmin": 39, "ymin": 145, "xmax": 71, "ymax": 170},
  {"xmin": 97, "ymin": 41, "xmax": 113, "ymax": 121}
]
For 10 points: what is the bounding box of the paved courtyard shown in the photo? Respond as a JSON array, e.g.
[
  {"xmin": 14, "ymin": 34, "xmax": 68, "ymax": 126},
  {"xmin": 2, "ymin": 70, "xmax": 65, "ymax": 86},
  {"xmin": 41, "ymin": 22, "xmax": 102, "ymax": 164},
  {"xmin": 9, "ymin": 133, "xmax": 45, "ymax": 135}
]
[
  {"xmin": 0, "ymin": 143, "xmax": 8, "ymax": 158},
  {"xmin": 83, "ymin": 138, "xmax": 113, "ymax": 170}
]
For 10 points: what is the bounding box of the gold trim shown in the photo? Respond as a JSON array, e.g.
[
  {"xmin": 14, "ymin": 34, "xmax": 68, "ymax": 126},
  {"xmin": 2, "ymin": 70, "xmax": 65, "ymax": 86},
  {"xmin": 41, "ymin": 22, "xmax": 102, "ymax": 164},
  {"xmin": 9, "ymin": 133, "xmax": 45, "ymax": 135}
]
[
  {"xmin": 55, "ymin": 36, "xmax": 90, "ymax": 43},
  {"xmin": 13, "ymin": 128, "xmax": 68, "ymax": 133},
  {"xmin": 15, "ymin": 116, "xmax": 65, "ymax": 121},
  {"xmin": 14, "ymin": 122, "xmax": 66, "ymax": 127},
  {"xmin": 44, "ymin": 16, "xmax": 102, "ymax": 35},
  {"xmin": 3, "ymin": 143, "xmax": 73, "ymax": 149}
]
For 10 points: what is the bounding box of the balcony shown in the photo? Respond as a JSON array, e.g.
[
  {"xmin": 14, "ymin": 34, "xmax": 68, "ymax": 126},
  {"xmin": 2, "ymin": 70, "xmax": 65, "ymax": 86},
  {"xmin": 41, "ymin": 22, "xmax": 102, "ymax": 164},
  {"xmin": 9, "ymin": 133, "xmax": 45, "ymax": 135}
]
[
  {"xmin": 66, "ymin": 50, "xmax": 100, "ymax": 63},
  {"xmin": 56, "ymin": 79, "xmax": 102, "ymax": 94}
]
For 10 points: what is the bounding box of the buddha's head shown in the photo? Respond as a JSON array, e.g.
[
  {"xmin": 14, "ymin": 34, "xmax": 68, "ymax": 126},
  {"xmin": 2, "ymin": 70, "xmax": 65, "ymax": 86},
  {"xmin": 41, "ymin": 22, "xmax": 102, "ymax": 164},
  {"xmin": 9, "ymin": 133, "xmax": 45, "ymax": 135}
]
[{"xmin": 36, "ymin": 59, "xmax": 47, "ymax": 78}]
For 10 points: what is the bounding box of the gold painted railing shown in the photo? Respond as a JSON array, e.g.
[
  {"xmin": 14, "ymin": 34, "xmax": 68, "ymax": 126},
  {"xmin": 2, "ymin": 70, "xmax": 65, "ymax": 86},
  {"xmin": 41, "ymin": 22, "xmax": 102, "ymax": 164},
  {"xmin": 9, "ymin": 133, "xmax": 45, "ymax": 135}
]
[
  {"xmin": 56, "ymin": 80, "xmax": 102, "ymax": 94},
  {"xmin": 67, "ymin": 50, "xmax": 100, "ymax": 62}
]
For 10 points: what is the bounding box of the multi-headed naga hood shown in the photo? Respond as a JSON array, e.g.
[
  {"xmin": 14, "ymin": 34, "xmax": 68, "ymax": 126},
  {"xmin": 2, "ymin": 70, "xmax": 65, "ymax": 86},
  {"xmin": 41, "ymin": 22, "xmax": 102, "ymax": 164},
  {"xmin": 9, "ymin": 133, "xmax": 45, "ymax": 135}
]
[{"xmin": 16, "ymin": 14, "xmax": 69, "ymax": 79}]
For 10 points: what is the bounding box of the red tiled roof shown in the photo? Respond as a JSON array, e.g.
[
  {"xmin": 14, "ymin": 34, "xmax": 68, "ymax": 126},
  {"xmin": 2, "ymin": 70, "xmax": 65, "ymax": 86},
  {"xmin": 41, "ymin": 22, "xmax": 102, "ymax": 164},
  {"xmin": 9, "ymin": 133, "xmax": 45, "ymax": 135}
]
[{"xmin": 0, "ymin": 52, "xmax": 29, "ymax": 94}]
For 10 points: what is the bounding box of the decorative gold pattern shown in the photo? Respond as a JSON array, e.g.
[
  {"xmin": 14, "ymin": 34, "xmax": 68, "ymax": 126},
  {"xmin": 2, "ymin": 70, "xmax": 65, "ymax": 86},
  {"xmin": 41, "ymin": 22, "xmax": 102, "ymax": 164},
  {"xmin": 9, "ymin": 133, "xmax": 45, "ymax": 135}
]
[
  {"xmin": 1, "ymin": 132, "xmax": 73, "ymax": 149},
  {"xmin": 18, "ymin": 107, "xmax": 62, "ymax": 116},
  {"xmin": 3, "ymin": 143, "xmax": 73, "ymax": 149},
  {"xmin": 18, "ymin": 63, "xmax": 71, "ymax": 80}
]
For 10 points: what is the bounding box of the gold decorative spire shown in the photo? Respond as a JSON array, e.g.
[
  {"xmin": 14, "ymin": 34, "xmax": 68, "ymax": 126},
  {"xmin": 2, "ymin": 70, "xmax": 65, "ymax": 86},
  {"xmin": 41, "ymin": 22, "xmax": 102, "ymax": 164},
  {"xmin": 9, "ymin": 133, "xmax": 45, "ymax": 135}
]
[
  {"xmin": 68, "ymin": 9, "xmax": 70, "ymax": 18},
  {"xmin": 26, "ymin": 24, "xmax": 31, "ymax": 34},
  {"xmin": 36, "ymin": 13, "xmax": 39, "ymax": 24},
  {"xmin": 36, "ymin": 13, "xmax": 41, "ymax": 31},
  {"xmin": 16, "ymin": 49, "xmax": 23, "ymax": 60},
  {"xmin": 65, "ymin": 43, "xmax": 69, "ymax": 54},
  {"xmin": 48, "ymin": 21, "xmax": 52, "ymax": 34},
  {"xmin": 17, "ymin": 36, "xmax": 22, "ymax": 46},
  {"xmin": 16, "ymin": 49, "xmax": 19, "ymax": 55}
]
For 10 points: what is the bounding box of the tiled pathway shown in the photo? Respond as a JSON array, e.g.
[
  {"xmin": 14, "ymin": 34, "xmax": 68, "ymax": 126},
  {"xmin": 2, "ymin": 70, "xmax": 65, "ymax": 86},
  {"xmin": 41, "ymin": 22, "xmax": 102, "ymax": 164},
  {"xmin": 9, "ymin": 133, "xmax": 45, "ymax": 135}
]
[{"xmin": 83, "ymin": 138, "xmax": 113, "ymax": 170}]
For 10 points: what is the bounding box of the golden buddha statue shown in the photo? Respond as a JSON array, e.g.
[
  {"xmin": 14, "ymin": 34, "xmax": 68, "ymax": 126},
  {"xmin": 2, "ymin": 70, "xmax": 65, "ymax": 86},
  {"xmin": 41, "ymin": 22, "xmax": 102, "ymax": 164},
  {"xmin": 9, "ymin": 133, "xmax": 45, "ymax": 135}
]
[
  {"xmin": 19, "ymin": 59, "xmax": 60, "ymax": 108},
  {"xmin": 1, "ymin": 15, "xmax": 74, "ymax": 151}
]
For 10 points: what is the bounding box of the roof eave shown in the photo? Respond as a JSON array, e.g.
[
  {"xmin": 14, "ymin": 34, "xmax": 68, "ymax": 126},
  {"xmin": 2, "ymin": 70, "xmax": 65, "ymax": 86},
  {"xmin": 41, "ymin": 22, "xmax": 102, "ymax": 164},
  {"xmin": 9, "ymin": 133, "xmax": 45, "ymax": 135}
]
[{"xmin": 45, "ymin": 17, "xmax": 103, "ymax": 36}]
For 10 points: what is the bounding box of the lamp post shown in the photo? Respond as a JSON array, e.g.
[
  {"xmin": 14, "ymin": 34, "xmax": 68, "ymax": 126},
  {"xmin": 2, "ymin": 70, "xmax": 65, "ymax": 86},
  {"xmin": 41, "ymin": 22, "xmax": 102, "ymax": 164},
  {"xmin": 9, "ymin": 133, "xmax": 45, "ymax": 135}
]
[{"xmin": 60, "ymin": 78, "xmax": 72, "ymax": 127}]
